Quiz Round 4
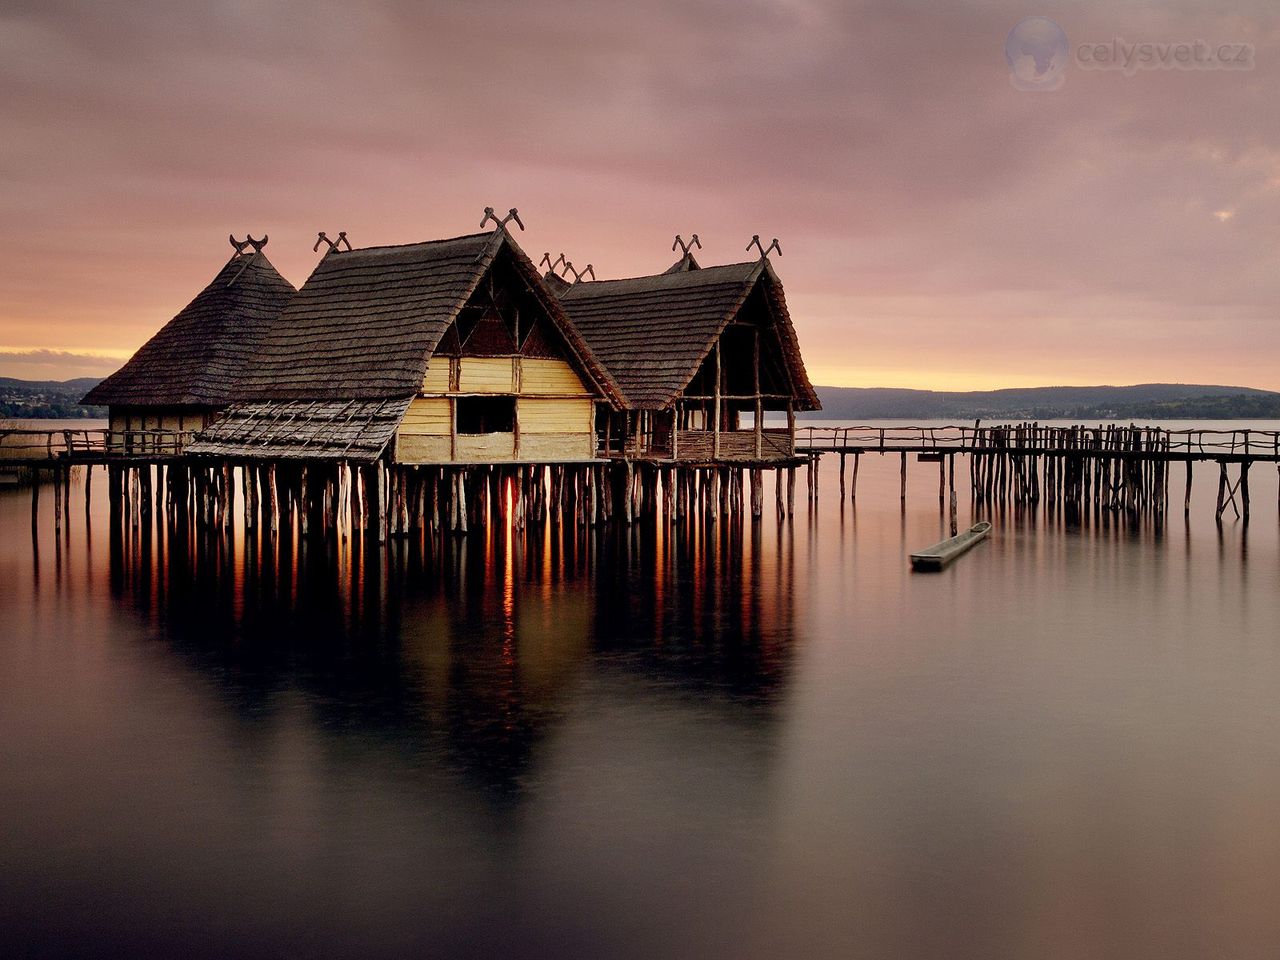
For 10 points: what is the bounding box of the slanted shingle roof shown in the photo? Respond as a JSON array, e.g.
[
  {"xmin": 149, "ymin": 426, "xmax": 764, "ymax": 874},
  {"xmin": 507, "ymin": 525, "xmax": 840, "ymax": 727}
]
[
  {"xmin": 236, "ymin": 231, "xmax": 621, "ymax": 406},
  {"xmin": 82, "ymin": 252, "xmax": 296, "ymax": 407},
  {"xmin": 557, "ymin": 260, "xmax": 819, "ymax": 411},
  {"xmin": 238, "ymin": 233, "xmax": 496, "ymax": 401},
  {"xmin": 187, "ymin": 398, "xmax": 410, "ymax": 461}
]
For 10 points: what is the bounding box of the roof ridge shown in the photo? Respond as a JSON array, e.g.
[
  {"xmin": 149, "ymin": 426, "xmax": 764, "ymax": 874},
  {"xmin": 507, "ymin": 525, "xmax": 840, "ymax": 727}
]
[
  {"xmin": 335, "ymin": 232, "xmax": 494, "ymax": 256},
  {"xmin": 566, "ymin": 260, "xmax": 761, "ymax": 288}
]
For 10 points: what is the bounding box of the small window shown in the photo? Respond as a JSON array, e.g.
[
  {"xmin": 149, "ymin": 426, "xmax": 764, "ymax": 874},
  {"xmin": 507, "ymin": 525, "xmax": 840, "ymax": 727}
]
[{"xmin": 456, "ymin": 396, "xmax": 515, "ymax": 435}]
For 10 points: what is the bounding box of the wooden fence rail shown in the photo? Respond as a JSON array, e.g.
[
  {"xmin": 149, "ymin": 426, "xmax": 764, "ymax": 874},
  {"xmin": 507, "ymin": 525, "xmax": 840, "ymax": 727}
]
[
  {"xmin": 796, "ymin": 424, "xmax": 1280, "ymax": 460},
  {"xmin": 0, "ymin": 428, "xmax": 194, "ymax": 463}
]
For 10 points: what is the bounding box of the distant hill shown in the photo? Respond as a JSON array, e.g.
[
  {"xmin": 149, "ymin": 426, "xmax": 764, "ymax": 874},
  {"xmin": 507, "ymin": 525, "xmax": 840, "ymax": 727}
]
[
  {"xmin": 0, "ymin": 377, "xmax": 105, "ymax": 419},
  {"xmin": 808, "ymin": 384, "xmax": 1280, "ymax": 421},
  {"xmin": 5, "ymin": 376, "xmax": 1280, "ymax": 422}
]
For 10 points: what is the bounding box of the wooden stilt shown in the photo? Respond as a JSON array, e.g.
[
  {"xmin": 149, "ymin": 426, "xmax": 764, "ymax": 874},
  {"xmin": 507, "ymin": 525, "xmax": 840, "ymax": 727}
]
[
  {"xmin": 31, "ymin": 468, "xmax": 41, "ymax": 538},
  {"xmin": 50, "ymin": 466, "xmax": 61, "ymax": 536},
  {"xmin": 1241, "ymin": 461, "xmax": 1251, "ymax": 523}
]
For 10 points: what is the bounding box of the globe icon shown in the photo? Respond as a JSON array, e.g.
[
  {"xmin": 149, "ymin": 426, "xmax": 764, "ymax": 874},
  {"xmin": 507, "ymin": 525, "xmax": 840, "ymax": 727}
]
[{"xmin": 1005, "ymin": 17, "xmax": 1069, "ymax": 90}]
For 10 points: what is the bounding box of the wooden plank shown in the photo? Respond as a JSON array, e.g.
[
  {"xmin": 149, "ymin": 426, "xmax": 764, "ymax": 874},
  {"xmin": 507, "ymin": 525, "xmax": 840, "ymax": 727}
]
[
  {"xmin": 422, "ymin": 361, "xmax": 450, "ymax": 393},
  {"xmin": 459, "ymin": 357, "xmax": 514, "ymax": 393},
  {"xmin": 518, "ymin": 433, "xmax": 594, "ymax": 461},
  {"xmin": 519, "ymin": 358, "xmax": 590, "ymax": 396},
  {"xmin": 455, "ymin": 434, "xmax": 515, "ymax": 462},
  {"xmin": 395, "ymin": 435, "xmax": 452, "ymax": 464},
  {"xmin": 519, "ymin": 398, "xmax": 593, "ymax": 434},
  {"xmin": 400, "ymin": 398, "xmax": 452, "ymax": 435}
]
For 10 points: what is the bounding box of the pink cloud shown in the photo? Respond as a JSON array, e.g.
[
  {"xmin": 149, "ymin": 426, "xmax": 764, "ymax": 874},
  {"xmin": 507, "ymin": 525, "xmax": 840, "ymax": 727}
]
[{"xmin": 1, "ymin": 0, "xmax": 1277, "ymax": 387}]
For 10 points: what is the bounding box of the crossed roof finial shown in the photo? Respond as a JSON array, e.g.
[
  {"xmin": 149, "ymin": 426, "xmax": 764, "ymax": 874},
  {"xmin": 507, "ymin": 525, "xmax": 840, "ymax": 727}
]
[
  {"xmin": 747, "ymin": 235, "xmax": 781, "ymax": 259},
  {"xmin": 481, "ymin": 206, "xmax": 525, "ymax": 232},
  {"xmin": 563, "ymin": 260, "xmax": 595, "ymax": 284},
  {"xmin": 539, "ymin": 252, "xmax": 568, "ymax": 275},
  {"xmin": 229, "ymin": 234, "xmax": 268, "ymax": 254},
  {"xmin": 313, "ymin": 231, "xmax": 352, "ymax": 254},
  {"xmin": 672, "ymin": 234, "xmax": 701, "ymax": 256}
]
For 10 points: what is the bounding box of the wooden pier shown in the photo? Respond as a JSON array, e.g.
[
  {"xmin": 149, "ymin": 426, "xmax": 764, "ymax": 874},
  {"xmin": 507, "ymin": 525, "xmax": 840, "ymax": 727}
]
[
  {"xmin": 795, "ymin": 423, "xmax": 1280, "ymax": 521},
  {"xmin": 3, "ymin": 426, "xmax": 798, "ymax": 543},
  {"xmin": 6, "ymin": 421, "xmax": 1277, "ymax": 546}
]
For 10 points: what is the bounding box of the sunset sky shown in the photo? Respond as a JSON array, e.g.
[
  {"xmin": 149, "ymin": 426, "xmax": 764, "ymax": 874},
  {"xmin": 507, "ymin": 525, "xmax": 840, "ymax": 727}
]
[{"xmin": 1, "ymin": 0, "xmax": 1277, "ymax": 390}]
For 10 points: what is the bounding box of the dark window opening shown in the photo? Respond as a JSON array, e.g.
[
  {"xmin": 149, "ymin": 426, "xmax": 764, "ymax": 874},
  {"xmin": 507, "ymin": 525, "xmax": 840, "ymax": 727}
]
[{"xmin": 456, "ymin": 396, "xmax": 515, "ymax": 435}]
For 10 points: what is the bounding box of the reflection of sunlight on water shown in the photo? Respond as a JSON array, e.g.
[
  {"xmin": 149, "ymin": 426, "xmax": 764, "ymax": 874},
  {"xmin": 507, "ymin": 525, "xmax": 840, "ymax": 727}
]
[{"xmin": 8, "ymin": 438, "xmax": 1280, "ymax": 958}]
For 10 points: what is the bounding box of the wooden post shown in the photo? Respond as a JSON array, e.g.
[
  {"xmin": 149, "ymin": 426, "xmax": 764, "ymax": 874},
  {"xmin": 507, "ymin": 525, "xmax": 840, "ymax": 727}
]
[
  {"xmin": 900, "ymin": 452, "xmax": 907, "ymax": 504},
  {"xmin": 1241, "ymin": 461, "xmax": 1251, "ymax": 522},
  {"xmin": 457, "ymin": 471, "xmax": 469, "ymax": 533},
  {"xmin": 851, "ymin": 453, "xmax": 860, "ymax": 502},
  {"xmin": 753, "ymin": 327, "xmax": 762, "ymax": 460},
  {"xmin": 31, "ymin": 467, "xmax": 41, "ymax": 538},
  {"xmin": 1184, "ymin": 460, "xmax": 1192, "ymax": 514},
  {"xmin": 223, "ymin": 463, "xmax": 236, "ymax": 534},
  {"xmin": 713, "ymin": 340, "xmax": 722, "ymax": 461},
  {"xmin": 54, "ymin": 466, "xmax": 63, "ymax": 538},
  {"xmin": 376, "ymin": 463, "xmax": 387, "ymax": 543},
  {"xmin": 267, "ymin": 464, "xmax": 279, "ymax": 535},
  {"xmin": 624, "ymin": 460, "xmax": 634, "ymax": 524}
]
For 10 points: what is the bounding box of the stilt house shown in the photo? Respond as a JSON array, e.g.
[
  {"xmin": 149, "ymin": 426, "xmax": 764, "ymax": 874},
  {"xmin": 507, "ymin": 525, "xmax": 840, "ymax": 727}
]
[
  {"xmin": 81, "ymin": 242, "xmax": 296, "ymax": 454},
  {"xmin": 189, "ymin": 228, "xmax": 621, "ymax": 465},
  {"xmin": 555, "ymin": 252, "xmax": 819, "ymax": 463}
]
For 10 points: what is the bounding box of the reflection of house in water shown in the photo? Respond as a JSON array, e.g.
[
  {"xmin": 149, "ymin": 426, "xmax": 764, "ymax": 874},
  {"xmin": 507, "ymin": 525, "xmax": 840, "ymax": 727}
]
[{"xmin": 107, "ymin": 514, "xmax": 799, "ymax": 801}]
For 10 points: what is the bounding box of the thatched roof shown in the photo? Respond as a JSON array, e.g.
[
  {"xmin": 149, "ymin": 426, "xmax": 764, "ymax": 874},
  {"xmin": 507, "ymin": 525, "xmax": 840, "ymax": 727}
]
[
  {"xmin": 82, "ymin": 251, "xmax": 296, "ymax": 407},
  {"xmin": 236, "ymin": 230, "xmax": 620, "ymax": 405},
  {"xmin": 185, "ymin": 398, "xmax": 410, "ymax": 461},
  {"xmin": 557, "ymin": 259, "xmax": 820, "ymax": 411}
]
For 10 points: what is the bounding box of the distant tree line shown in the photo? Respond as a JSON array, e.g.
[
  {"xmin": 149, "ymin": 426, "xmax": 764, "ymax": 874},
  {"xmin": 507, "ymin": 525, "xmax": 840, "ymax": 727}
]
[{"xmin": 1, "ymin": 401, "xmax": 106, "ymax": 419}]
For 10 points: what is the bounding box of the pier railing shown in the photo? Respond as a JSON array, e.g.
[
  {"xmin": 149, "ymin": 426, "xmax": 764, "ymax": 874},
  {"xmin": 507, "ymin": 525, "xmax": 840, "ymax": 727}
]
[
  {"xmin": 6, "ymin": 423, "xmax": 1280, "ymax": 465},
  {"xmin": 0, "ymin": 428, "xmax": 195, "ymax": 463},
  {"xmin": 795, "ymin": 424, "xmax": 1280, "ymax": 460}
]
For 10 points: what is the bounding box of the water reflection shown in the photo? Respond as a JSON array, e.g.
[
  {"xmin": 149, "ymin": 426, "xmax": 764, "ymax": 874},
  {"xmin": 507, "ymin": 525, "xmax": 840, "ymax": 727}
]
[
  {"xmin": 103, "ymin": 510, "xmax": 799, "ymax": 805},
  {"xmin": 7, "ymin": 445, "xmax": 1280, "ymax": 959}
]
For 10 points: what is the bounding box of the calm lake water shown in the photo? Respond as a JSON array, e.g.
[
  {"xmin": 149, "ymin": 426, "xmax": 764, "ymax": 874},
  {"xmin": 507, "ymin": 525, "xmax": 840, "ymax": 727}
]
[{"xmin": 4, "ymin": 420, "xmax": 1280, "ymax": 959}]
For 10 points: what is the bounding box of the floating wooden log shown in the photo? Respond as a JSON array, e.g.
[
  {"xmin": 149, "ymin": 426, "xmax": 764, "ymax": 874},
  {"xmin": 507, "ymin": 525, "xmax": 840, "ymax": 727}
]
[{"xmin": 910, "ymin": 521, "xmax": 992, "ymax": 572}]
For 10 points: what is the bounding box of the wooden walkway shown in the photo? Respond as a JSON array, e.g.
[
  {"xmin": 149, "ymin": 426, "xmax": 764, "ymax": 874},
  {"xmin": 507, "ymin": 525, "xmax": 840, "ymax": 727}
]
[
  {"xmin": 0, "ymin": 427, "xmax": 189, "ymax": 467},
  {"xmin": 794, "ymin": 423, "xmax": 1280, "ymax": 520},
  {"xmin": 5, "ymin": 423, "xmax": 1275, "ymax": 537},
  {"xmin": 796, "ymin": 423, "xmax": 1280, "ymax": 461}
]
